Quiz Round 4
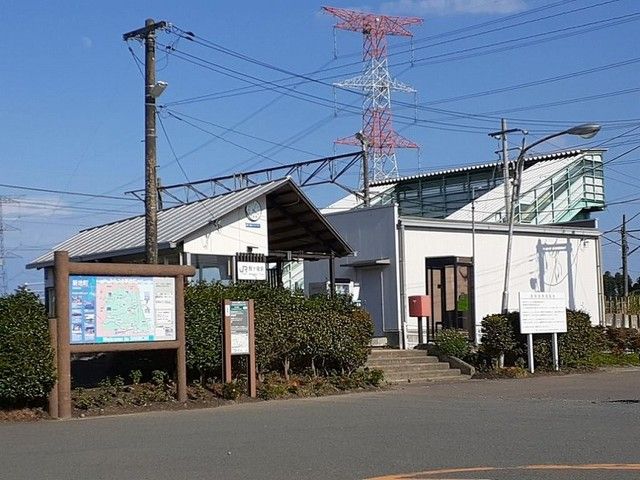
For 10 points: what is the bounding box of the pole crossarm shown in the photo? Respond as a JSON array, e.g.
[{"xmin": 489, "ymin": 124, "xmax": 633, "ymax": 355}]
[{"xmin": 125, "ymin": 152, "xmax": 364, "ymax": 205}]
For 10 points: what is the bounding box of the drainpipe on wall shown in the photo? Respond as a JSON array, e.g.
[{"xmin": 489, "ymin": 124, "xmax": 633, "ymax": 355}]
[
  {"xmin": 398, "ymin": 220, "xmax": 408, "ymax": 350},
  {"xmin": 595, "ymin": 234, "xmax": 605, "ymax": 326}
]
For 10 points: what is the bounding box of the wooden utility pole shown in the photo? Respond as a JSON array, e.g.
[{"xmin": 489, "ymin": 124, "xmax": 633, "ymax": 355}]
[
  {"xmin": 622, "ymin": 214, "xmax": 629, "ymax": 298},
  {"xmin": 123, "ymin": 19, "xmax": 167, "ymax": 264}
]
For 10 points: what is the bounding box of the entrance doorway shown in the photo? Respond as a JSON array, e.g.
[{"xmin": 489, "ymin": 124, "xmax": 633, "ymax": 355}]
[{"xmin": 425, "ymin": 257, "xmax": 475, "ymax": 340}]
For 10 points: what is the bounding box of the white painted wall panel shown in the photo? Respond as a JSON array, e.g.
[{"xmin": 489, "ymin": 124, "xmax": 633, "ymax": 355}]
[
  {"xmin": 401, "ymin": 223, "xmax": 601, "ymax": 342},
  {"xmin": 183, "ymin": 195, "xmax": 268, "ymax": 256}
]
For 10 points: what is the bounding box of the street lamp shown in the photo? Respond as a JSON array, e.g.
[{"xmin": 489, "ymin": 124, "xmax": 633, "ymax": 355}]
[{"xmin": 500, "ymin": 123, "xmax": 601, "ymax": 313}]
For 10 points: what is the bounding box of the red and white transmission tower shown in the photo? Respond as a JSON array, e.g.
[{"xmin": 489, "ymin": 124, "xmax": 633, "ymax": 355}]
[{"xmin": 324, "ymin": 6, "xmax": 422, "ymax": 183}]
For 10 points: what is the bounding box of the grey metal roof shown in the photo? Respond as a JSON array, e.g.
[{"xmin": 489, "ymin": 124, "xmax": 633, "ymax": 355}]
[
  {"xmin": 370, "ymin": 150, "xmax": 584, "ymax": 187},
  {"xmin": 28, "ymin": 178, "xmax": 352, "ymax": 269}
]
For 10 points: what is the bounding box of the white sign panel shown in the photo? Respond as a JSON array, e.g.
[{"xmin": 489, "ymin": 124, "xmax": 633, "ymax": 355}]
[
  {"xmin": 229, "ymin": 301, "xmax": 250, "ymax": 355},
  {"xmin": 519, "ymin": 292, "xmax": 567, "ymax": 334},
  {"xmin": 237, "ymin": 261, "xmax": 266, "ymax": 281}
]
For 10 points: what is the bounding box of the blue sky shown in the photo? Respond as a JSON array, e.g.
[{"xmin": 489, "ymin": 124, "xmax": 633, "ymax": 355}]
[{"xmin": 2, "ymin": 0, "xmax": 639, "ymax": 292}]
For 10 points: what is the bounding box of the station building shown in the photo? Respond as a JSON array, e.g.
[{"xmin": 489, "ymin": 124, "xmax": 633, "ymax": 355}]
[{"xmin": 304, "ymin": 149, "xmax": 606, "ymax": 347}]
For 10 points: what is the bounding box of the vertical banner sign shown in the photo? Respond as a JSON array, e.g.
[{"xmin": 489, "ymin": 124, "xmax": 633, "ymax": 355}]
[{"xmin": 223, "ymin": 299, "xmax": 256, "ymax": 397}]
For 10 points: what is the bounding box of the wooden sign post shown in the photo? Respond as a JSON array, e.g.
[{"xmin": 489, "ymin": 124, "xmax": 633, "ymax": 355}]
[
  {"xmin": 49, "ymin": 251, "xmax": 195, "ymax": 419},
  {"xmin": 222, "ymin": 299, "xmax": 256, "ymax": 398}
]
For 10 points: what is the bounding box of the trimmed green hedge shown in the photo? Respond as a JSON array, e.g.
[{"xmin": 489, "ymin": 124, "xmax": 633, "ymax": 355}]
[
  {"xmin": 184, "ymin": 282, "xmax": 373, "ymax": 381},
  {"xmin": 0, "ymin": 288, "xmax": 55, "ymax": 407},
  {"xmin": 479, "ymin": 309, "xmax": 608, "ymax": 370}
]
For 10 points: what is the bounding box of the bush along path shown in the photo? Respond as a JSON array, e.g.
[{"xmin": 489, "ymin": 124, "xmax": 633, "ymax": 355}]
[
  {"xmin": 469, "ymin": 309, "xmax": 640, "ymax": 378},
  {"xmin": 1, "ymin": 282, "xmax": 385, "ymax": 419}
]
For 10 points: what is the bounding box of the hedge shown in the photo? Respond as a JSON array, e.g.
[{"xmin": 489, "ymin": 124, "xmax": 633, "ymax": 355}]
[
  {"xmin": 479, "ymin": 309, "xmax": 608, "ymax": 370},
  {"xmin": 184, "ymin": 282, "xmax": 374, "ymax": 381},
  {"xmin": 0, "ymin": 288, "xmax": 56, "ymax": 407}
]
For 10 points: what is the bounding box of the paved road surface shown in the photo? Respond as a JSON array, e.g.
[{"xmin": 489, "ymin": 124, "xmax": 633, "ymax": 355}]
[{"xmin": 2, "ymin": 369, "xmax": 639, "ymax": 480}]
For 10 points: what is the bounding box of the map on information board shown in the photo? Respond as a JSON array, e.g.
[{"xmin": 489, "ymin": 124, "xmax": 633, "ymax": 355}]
[{"xmin": 69, "ymin": 276, "xmax": 176, "ymax": 344}]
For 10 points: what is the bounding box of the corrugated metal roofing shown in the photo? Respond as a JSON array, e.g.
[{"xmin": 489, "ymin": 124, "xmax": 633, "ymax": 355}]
[
  {"xmin": 446, "ymin": 151, "xmax": 584, "ymax": 222},
  {"xmin": 370, "ymin": 150, "xmax": 583, "ymax": 187},
  {"xmin": 28, "ymin": 179, "xmax": 291, "ymax": 269}
]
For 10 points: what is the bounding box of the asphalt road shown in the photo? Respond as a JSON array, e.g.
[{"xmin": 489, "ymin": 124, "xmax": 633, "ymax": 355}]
[{"xmin": 2, "ymin": 369, "xmax": 640, "ymax": 480}]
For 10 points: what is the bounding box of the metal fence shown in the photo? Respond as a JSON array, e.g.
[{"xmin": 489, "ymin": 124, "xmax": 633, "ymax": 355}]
[{"xmin": 605, "ymin": 296, "xmax": 640, "ymax": 315}]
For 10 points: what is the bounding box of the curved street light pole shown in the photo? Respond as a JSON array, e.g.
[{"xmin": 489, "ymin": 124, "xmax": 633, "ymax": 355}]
[{"xmin": 500, "ymin": 124, "xmax": 601, "ymax": 314}]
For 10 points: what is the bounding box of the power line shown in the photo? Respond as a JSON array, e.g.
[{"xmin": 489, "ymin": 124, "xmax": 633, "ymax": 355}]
[
  {"xmin": 0, "ymin": 183, "xmax": 138, "ymax": 201},
  {"xmin": 165, "ymin": 4, "xmax": 637, "ymax": 113}
]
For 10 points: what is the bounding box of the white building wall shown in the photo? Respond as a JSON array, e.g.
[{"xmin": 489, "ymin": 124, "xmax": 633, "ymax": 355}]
[
  {"xmin": 304, "ymin": 205, "xmax": 400, "ymax": 342},
  {"xmin": 401, "ymin": 219, "xmax": 602, "ymax": 343},
  {"xmin": 182, "ymin": 195, "xmax": 269, "ymax": 256}
]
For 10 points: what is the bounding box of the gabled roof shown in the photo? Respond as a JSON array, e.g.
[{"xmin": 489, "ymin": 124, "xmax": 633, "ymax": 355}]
[{"xmin": 28, "ymin": 178, "xmax": 352, "ymax": 269}]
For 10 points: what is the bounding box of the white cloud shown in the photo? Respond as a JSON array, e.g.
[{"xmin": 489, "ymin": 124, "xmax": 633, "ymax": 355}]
[
  {"xmin": 381, "ymin": 0, "xmax": 528, "ymax": 16},
  {"xmin": 81, "ymin": 36, "xmax": 93, "ymax": 49}
]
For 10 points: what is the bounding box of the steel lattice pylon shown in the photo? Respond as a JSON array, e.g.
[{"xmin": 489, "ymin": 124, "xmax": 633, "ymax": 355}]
[{"xmin": 324, "ymin": 6, "xmax": 422, "ymax": 183}]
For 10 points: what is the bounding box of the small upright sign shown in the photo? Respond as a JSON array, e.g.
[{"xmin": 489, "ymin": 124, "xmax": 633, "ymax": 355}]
[
  {"xmin": 228, "ymin": 301, "xmax": 250, "ymax": 355},
  {"xmin": 222, "ymin": 299, "xmax": 256, "ymax": 397},
  {"xmin": 518, "ymin": 292, "xmax": 567, "ymax": 373}
]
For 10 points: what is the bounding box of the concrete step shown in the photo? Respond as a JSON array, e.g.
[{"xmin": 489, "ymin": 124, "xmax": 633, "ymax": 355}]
[
  {"xmin": 367, "ymin": 362, "xmax": 451, "ymax": 374},
  {"xmin": 366, "ymin": 349, "xmax": 466, "ymax": 383},
  {"xmin": 368, "ymin": 350, "xmax": 434, "ymax": 359},
  {"xmin": 384, "ymin": 369, "xmax": 464, "ymax": 383},
  {"xmin": 365, "ymin": 356, "xmax": 440, "ymax": 367}
]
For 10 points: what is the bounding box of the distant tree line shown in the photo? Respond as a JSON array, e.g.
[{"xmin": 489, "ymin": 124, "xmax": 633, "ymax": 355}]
[{"xmin": 602, "ymin": 271, "xmax": 640, "ymax": 297}]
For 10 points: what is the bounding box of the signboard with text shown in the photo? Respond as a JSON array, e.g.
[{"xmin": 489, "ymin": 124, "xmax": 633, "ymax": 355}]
[
  {"xmin": 222, "ymin": 298, "xmax": 256, "ymax": 397},
  {"xmin": 69, "ymin": 275, "xmax": 176, "ymax": 344},
  {"xmin": 226, "ymin": 300, "xmax": 250, "ymax": 355},
  {"xmin": 519, "ymin": 292, "xmax": 567, "ymax": 334}
]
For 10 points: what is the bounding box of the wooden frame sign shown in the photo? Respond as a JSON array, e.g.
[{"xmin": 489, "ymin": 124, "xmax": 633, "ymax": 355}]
[
  {"xmin": 49, "ymin": 251, "xmax": 195, "ymax": 419},
  {"xmin": 222, "ymin": 299, "xmax": 256, "ymax": 397}
]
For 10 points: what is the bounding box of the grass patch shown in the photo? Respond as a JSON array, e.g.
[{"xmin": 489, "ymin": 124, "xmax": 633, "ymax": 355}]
[{"xmin": 589, "ymin": 352, "xmax": 640, "ymax": 367}]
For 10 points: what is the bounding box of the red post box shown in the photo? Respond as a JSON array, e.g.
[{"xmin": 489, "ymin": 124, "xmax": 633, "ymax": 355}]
[{"xmin": 408, "ymin": 295, "xmax": 431, "ymax": 317}]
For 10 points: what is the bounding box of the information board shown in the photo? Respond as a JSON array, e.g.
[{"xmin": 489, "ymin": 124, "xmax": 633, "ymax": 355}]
[
  {"xmin": 519, "ymin": 292, "xmax": 567, "ymax": 334},
  {"xmin": 69, "ymin": 275, "xmax": 176, "ymax": 344},
  {"xmin": 226, "ymin": 300, "xmax": 250, "ymax": 354}
]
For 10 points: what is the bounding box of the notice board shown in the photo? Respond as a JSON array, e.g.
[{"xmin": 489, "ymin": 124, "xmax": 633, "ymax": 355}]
[{"xmin": 519, "ymin": 292, "xmax": 567, "ymax": 334}]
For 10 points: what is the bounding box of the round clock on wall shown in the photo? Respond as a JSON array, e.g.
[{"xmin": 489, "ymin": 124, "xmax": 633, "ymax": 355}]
[{"xmin": 245, "ymin": 200, "xmax": 262, "ymax": 221}]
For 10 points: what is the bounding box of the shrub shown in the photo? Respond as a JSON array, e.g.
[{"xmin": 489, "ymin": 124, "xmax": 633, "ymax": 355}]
[
  {"xmin": 184, "ymin": 282, "xmax": 225, "ymax": 382},
  {"xmin": 559, "ymin": 310, "xmax": 606, "ymax": 367},
  {"xmin": 480, "ymin": 314, "xmax": 516, "ymax": 365},
  {"xmin": 0, "ymin": 288, "xmax": 55, "ymax": 407},
  {"xmin": 221, "ymin": 380, "xmax": 242, "ymax": 400},
  {"xmin": 434, "ymin": 329, "xmax": 470, "ymax": 358},
  {"xmin": 606, "ymin": 328, "xmax": 640, "ymax": 354},
  {"xmin": 184, "ymin": 282, "xmax": 374, "ymax": 381}
]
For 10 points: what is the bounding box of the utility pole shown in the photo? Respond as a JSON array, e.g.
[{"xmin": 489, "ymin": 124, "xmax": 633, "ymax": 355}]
[
  {"xmin": 488, "ymin": 120, "xmax": 527, "ymax": 222},
  {"xmin": 0, "ymin": 197, "xmax": 17, "ymax": 296},
  {"xmin": 123, "ymin": 19, "xmax": 168, "ymax": 264},
  {"xmin": 500, "ymin": 118, "xmax": 510, "ymax": 220},
  {"xmin": 622, "ymin": 214, "xmax": 629, "ymax": 298}
]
